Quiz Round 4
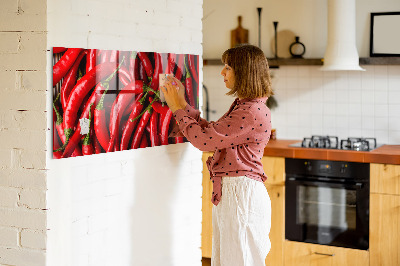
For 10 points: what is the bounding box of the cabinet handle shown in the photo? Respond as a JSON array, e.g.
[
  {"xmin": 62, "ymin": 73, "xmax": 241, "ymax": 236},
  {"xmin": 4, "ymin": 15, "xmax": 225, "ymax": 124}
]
[{"xmin": 313, "ymin": 252, "xmax": 335, "ymax": 257}]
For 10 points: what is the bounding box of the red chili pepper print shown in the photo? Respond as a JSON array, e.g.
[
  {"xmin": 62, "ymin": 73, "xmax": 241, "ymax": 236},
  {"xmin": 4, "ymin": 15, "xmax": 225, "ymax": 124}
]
[{"xmin": 53, "ymin": 48, "xmax": 83, "ymax": 86}]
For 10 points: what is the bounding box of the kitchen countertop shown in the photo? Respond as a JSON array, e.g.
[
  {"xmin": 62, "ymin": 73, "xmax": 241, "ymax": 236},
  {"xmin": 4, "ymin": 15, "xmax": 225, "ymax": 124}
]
[{"xmin": 264, "ymin": 139, "xmax": 400, "ymax": 165}]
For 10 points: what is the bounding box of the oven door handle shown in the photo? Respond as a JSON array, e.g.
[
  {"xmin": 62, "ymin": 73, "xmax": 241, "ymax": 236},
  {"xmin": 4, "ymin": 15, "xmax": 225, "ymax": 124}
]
[{"xmin": 286, "ymin": 177, "xmax": 364, "ymax": 189}]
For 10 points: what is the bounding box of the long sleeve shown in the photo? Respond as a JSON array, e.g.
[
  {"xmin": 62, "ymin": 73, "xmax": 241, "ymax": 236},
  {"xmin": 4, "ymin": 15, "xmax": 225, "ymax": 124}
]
[
  {"xmin": 169, "ymin": 104, "xmax": 210, "ymax": 137},
  {"xmin": 173, "ymin": 104, "xmax": 257, "ymax": 152}
]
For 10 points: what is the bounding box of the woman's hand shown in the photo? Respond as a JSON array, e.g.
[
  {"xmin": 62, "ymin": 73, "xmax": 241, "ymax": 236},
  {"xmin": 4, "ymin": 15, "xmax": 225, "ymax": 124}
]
[{"xmin": 160, "ymin": 75, "xmax": 187, "ymax": 113}]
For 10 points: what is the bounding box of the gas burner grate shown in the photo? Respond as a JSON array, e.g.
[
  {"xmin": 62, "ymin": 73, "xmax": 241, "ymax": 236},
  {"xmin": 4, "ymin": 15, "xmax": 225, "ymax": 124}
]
[
  {"xmin": 301, "ymin": 135, "xmax": 339, "ymax": 149},
  {"xmin": 340, "ymin": 137, "xmax": 377, "ymax": 151}
]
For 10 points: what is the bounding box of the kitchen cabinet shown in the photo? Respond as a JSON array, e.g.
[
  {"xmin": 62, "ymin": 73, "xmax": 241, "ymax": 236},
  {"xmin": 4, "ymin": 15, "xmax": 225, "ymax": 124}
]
[
  {"xmin": 284, "ymin": 241, "xmax": 369, "ymax": 266},
  {"xmin": 201, "ymin": 154, "xmax": 286, "ymax": 265},
  {"xmin": 261, "ymin": 156, "xmax": 285, "ymax": 266},
  {"xmin": 370, "ymin": 163, "xmax": 400, "ymax": 266},
  {"xmin": 202, "ymin": 152, "xmax": 213, "ymax": 258}
]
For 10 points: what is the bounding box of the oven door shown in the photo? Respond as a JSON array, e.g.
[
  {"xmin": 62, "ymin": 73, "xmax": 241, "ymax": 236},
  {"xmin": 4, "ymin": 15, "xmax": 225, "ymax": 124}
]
[{"xmin": 285, "ymin": 177, "xmax": 369, "ymax": 250}]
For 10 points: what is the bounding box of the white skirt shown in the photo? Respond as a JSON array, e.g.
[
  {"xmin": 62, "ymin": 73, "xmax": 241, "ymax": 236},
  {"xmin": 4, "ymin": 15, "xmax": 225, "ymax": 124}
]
[{"xmin": 212, "ymin": 176, "xmax": 271, "ymax": 266}]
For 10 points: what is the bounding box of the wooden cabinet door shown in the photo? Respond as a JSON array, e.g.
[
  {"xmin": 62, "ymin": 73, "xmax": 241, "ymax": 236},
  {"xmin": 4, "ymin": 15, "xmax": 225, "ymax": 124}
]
[
  {"xmin": 370, "ymin": 193, "xmax": 400, "ymax": 266},
  {"xmin": 284, "ymin": 241, "xmax": 369, "ymax": 266},
  {"xmin": 262, "ymin": 156, "xmax": 285, "ymax": 186},
  {"xmin": 265, "ymin": 184, "xmax": 285, "ymax": 266},
  {"xmin": 370, "ymin": 163, "xmax": 400, "ymax": 195},
  {"xmin": 202, "ymin": 152, "xmax": 213, "ymax": 258}
]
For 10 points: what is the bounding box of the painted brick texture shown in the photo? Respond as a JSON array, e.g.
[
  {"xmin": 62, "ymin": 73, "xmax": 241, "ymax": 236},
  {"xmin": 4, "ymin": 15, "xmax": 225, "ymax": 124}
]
[{"xmin": 0, "ymin": 0, "xmax": 48, "ymax": 265}]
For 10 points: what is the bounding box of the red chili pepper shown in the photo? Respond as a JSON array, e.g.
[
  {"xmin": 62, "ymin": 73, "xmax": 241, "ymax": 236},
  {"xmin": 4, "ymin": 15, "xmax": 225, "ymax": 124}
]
[
  {"xmin": 139, "ymin": 61, "xmax": 147, "ymax": 81},
  {"xmin": 188, "ymin": 54, "xmax": 199, "ymax": 84},
  {"xmin": 137, "ymin": 52, "xmax": 153, "ymax": 77},
  {"xmin": 174, "ymin": 54, "xmax": 184, "ymax": 81},
  {"xmin": 53, "ymin": 47, "xmax": 67, "ymax": 54},
  {"xmin": 184, "ymin": 59, "xmax": 195, "ymax": 107},
  {"xmin": 86, "ymin": 49, "xmax": 97, "ymax": 73},
  {"xmin": 175, "ymin": 137, "xmax": 184, "ymax": 144},
  {"xmin": 100, "ymin": 50, "xmax": 110, "ymax": 63},
  {"xmin": 94, "ymin": 83, "xmax": 111, "ymax": 151},
  {"xmin": 53, "ymin": 94, "xmax": 82, "ymax": 157},
  {"xmin": 129, "ymin": 51, "xmax": 138, "ymax": 80},
  {"xmin": 131, "ymin": 108, "xmax": 152, "ymax": 149},
  {"xmin": 61, "ymin": 51, "xmax": 86, "ymax": 110},
  {"xmin": 120, "ymin": 95, "xmax": 144, "ymax": 151},
  {"xmin": 107, "ymin": 81, "xmax": 144, "ymax": 152},
  {"xmin": 53, "ymin": 48, "xmax": 83, "ymax": 86},
  {"xmin": 139, "ymin": 134, "xmax": 149, "ymax": 148},
  {"xmin": 149, "ymin": 111, "xmax": 160, "ymax": 147},
  {"xmin": 53, "ymin": 95, "xmax": 66, "ymax": 143},
  {"xmin": 109, "ymin": 50, "xmax": 119, "ymax": 63},
  {"xmin": 94, "ymin": 135, "xmax": 102, "ymax": 154},
  {"xmin": 118, "ymin": 66, "xmax": 132, "ymax": 87},
  {"xmin": 166, "ymin": 53, "xmax": 176, "ymax": 74},
  {"xmin": 151, "ymin": 100, "xmax": 172, "ymax": 146},
  {"xmin": 150, "ymin": 53, "xmax": 163, "ymax": 91},
  {"xmin": 61, "ymin": 128, "xmax": 83, "ymax": 158},
  {"xmin": 63, "ymin": 62, "xmax": 120, "ymax": 139},
  {"xmin": 134, "ymin": 56, "xmax": 140, "ymax": 80}
]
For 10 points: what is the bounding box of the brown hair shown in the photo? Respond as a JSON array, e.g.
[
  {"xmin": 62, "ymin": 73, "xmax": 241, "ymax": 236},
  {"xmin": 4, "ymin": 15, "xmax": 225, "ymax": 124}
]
[{"xmin": 221, "ymin": 44, "xmax": 273, "ymax": 99}]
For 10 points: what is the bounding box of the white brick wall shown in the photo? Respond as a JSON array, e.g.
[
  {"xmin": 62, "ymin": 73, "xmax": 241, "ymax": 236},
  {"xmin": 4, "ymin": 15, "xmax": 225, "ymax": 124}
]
[
  {"xmin": 0, "ymin": 0, "xmax": 48, "ymax": 265},
  {"xmin": 46, "ymin": 0, "xmax": 203, "ymax": 266},
  {"xmin": 2, "ymin": 0, "xmax": 203, "ymax": 265}
]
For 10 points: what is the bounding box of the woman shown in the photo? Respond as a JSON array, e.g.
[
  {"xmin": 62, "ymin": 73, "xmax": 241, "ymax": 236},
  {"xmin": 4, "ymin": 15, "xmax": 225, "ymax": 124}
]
[{"xmin": 161, "ymin": 44, "xmax": 273, "ymax": 266}]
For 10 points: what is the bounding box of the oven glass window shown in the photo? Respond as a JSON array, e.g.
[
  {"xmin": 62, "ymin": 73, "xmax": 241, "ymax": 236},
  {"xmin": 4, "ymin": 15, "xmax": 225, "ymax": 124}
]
[{"xmin": 297, "ymin": 186, "xmax": 356, "ymax": 230}]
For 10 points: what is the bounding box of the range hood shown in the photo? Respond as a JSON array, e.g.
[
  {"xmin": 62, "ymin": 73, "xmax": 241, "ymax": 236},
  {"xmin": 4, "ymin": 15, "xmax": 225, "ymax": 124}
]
[{"xmin": 320, "ymin": 0, "xmax": 365, "ymax": 71}]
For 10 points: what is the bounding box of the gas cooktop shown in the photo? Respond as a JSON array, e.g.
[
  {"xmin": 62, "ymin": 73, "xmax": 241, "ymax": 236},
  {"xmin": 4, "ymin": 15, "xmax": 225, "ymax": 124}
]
[{"xmin": 289, "ymin": 135, "xmax": 383, "ymax": 151}]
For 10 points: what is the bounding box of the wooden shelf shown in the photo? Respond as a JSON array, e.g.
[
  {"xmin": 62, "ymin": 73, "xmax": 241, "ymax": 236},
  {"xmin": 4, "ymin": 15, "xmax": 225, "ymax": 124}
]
[
  {"xmin": 203, "ymin": 57, "xmax": 400, "ymax": 67},
  {"xmin": 359, "ymin": 57, "xmax": 400, "ymax": 65}
]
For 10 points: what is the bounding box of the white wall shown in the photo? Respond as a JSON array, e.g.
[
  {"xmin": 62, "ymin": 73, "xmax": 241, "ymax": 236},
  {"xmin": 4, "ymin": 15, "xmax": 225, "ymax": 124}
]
[
  {"xmin": 203, "ymin": 0, "xmax": 400, "ymax": 58},
  {"xmin": 46, "ymin": 0, "xmax": 203, "ymax": 266},
  {"xmin": 202, "ymin": 0, "xmax": 400, "ymax": 145}
]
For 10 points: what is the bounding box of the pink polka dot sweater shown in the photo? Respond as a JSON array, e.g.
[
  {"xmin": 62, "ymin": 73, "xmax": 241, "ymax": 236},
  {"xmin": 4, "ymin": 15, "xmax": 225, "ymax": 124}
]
[{"xmin": 171, "ymin": 97, "xmax": 272, "ymax": 206}]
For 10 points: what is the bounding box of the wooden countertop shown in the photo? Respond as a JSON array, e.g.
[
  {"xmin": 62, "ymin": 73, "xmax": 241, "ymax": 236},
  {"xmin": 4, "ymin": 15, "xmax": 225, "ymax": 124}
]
[{"xmin": 264, "ymin": 139, "xmax": 400, "ymax": 165}]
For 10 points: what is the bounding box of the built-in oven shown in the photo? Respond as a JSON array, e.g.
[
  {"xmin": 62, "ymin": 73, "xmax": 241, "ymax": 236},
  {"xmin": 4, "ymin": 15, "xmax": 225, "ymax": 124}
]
[{"xmin": 285, "ymin": 158, "xmax": 370, "ymax": 250}]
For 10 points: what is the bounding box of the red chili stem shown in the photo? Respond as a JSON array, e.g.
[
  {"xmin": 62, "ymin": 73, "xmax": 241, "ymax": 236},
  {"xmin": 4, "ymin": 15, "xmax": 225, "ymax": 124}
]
[{"xmin": 53, "ymin": 48, "xmax": 83, "ymax": 86}]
